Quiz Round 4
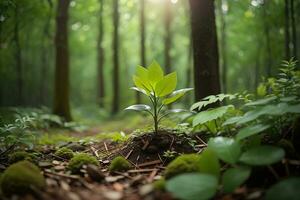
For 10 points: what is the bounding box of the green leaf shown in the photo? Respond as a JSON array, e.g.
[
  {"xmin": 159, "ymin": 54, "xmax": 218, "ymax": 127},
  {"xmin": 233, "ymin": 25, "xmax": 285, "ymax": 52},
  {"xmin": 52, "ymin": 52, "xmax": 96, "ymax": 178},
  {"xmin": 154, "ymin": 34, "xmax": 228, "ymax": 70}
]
[
  {"xmin": 155, "ymin": 72, "xmax": 177, "ymax": 97},
  {"xmin": 222, "ymin": 166, "xmax": 251, "ymax": 193},
  {"xmin": 236, "ymin": 124, "xmax": 270, "ymax": 141},
  {"xmin": 167, "ymin": 109, "xmax": 189, "ymax": 114},
  {"xmin": 198, "ymin": 148, "xmax": 220, "ymax": 177},
  {"xmin": 162, "ymin": 88, "xmax": 193, "ymax": 105},
  {"xmin": 193, "ymin": 105, "xmax": 234, "ymax": 127},
  {"xmin": 222, "ymin": 116, "xmax": 243, "ymax": 126},
  {"xmin": 245, "ymin": 96, "xmax": 277, "ymax": 106},
  {"xmin": 136, "ymin": 65, "xmax": 149, "ymax": 80},
  {"xmin": 147, "ymin": 61, "xmax": 164, "ymax": 85},
  {"xmin": 133, "ymin": 75, "xmax": 151, "ymax": 93},
  {"xmin": 124, "ymin": 104, "xmax": 151, "ymax": 112},
  {"xmin": 208, "ymin": 137, "xmax": 241, "ymax": 164},
  {"xmin": 239, "ymin": 145, "xmax": 285, "ymax": 166},
  {"xmin": 166, "ymin": 173, "xmax": 218, "ymax": 200},
  {"xmin": 130, "ymin": 87, "xmax": 147, "ymax": 95},
  {"xmin": 265, "ymin": 178, "xmax": 300, "ymax": 200}
]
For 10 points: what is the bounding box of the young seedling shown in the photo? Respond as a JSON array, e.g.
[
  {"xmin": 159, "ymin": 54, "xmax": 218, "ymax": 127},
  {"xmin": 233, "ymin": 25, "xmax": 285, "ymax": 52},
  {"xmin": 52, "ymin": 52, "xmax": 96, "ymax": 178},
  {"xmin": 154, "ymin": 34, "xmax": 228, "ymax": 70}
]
[{"xmin": 125, "ymin": 61, "xmax": 193, "ymax": 134}]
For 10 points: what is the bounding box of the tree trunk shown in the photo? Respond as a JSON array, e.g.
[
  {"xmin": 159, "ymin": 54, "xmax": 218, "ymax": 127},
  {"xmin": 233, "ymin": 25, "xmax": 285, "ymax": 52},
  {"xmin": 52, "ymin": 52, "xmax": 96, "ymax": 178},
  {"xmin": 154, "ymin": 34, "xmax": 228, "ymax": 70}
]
[
  {"xmin": 97, "ymin": 0, "xmax": 105, "ymax": 107},
  {"xmin": 53, "ymin": 0, "xmax": 72, "ymax": 121},
  {"xmin": 291, "ymin": 0, "xmax": 297, "ymax": 60},
  {"xmin": 136, "ymin": 0, "xmax": 146, "ymax": 104},
  {"xmin": 40, "ymin": 0, "xmax": 53, "ymax": 106},
  {"xmin": 263, "ymin": 0, "xmax": 272, "ymax": 77},
  {"xmin": 112, "ymin": 0, "xmax": 120, "ymax": 114},
  {"xmin": 217, "ymin": 0, "xmax": 227, "ymax": 93},
  {"xmin": 164, "ymin": 0, "xmax": 172, "ymax": 74},
  {"xmin": 14, "ymin": 3, "xmax": 23, "ymax": 105},
  {"xmin": 189, "ymin": 0, "xmax": 221, "ymax": 103},
  {"xmin": 284, "ymin": 0, "xmax": 291, "ymax": 60}
]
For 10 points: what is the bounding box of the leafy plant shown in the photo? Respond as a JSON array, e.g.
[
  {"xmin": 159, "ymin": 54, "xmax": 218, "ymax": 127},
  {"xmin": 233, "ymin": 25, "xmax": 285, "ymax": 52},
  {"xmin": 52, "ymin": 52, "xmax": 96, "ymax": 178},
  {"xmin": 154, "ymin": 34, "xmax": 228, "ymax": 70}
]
[{"xmin": 125, "ymin": 61, "xmax": 193, "ymax": 133}]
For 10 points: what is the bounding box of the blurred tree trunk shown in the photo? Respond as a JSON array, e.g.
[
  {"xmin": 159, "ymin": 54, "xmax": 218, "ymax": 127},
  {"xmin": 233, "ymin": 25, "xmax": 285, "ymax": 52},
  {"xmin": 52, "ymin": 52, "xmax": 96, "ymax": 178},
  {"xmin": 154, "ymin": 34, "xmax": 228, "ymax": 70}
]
[
  {"xmin": 97, "ymin": 0, "xmax": 105, "ymax": 107},
  {"xmin": 291, "ymin": 0, "xmax": 297, "ymax": 60},
  {"xmin": 40, "ymin": 0, "xmax": 53, "ymax": 106},
  {"xmin": 217, "ymin": 0, "xmax": 227, "ymax": 93},
  {"xmin": 263, "ymin": 0, "xmax": 272, "ymax": 77},
  {"xmin": 284, "ymin": 0, "xmax": 291, "ymax": 59},
  {"xmin": 112, "ymin": 0, "xmax": 119, "ymax": 114},
  {"xmin": 189, "ymin": 0, "xmax": 221, "ymax": 103},
  {"xmin": 53, "ymin": 0, "xmax": 72, "ymax": 121},
  {"xmin": 14, "ymin": 3, "xmax": 23, "ymax": 105},
  {"xmin": 164, "ymin": 0, "xmax": 172, "ymax": 73},
  {"xmin": 136, "ymin": 0, "xmax": 146, "ymax": 104}
]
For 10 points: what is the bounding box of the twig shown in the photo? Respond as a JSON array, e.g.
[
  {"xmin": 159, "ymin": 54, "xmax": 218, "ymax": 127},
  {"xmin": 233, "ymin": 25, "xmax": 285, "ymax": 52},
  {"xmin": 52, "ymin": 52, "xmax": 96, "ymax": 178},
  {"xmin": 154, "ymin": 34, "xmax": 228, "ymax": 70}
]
[
  {"xmin": 90, "ymin": 146, "xmax": 100, "ymax": 158},
  {"xmin": 104, "ymin": 142, "xmax": 109, "ymax": 153},
  {"xmin": 44, "ymin": 170, "xmax": 79, "ymax": 180},
  {"xmin": 138, "ymin": 160, "xmax": 161, "ymax": 167},
  {"xmin": 195, "ymin": 135, "xmax": 207, "ymax": 146},
  {"xmin": 125, "ymin": 149, "xmax": 133, "ymax": 159},
  {"xmin": 267, "ymin": 166, "xmax": 280, "ymax": 180},
  {"xmin": 114, "ymin": 171, "xmax": 134, "ymax": 179},
  {"xmin": 128, "ymin": 168, "xmax": 159, "ymax": 173}
]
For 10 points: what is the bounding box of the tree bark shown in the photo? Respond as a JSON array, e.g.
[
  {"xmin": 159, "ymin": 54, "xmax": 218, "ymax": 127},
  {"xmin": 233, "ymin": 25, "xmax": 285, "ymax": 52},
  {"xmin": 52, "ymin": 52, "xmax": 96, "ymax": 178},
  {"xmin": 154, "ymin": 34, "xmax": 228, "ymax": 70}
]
[
  {"xmin": 14, "ymin": 3, "xmax": 23, "ymax": 105},
  {"xmin": 263, "ymin": 0, "xmax": 272, "ymax": 77},
  {"xmin": 164, "ymin": 0, "xmax": 172, "ymax": 74},
  {"xmin": 136, "ymin": 0, "xmax": 146, "ymax": 104},
  {"xmin": 97, "ymin": 0, "xmax": 105, "ymax": 107},
  {"xmin": 112, "ymin": 0, "xmax": 120, "ymax": 114},
  {"xmin": 53, "ymin": 0, "xmax": 72, "ymax": 121},
  {"xmin": 291, "ymin": 0, "xmax": 297, "ymax": 60},
  {"xmin": 217, "ymin": 0, "xmax": 227, "ymax": 93},
  {"xmin": 189, "ymin": 0, "xmax": 221, "ymax": 103},
  {"xmin": 284, "ymin": 0, "xmax": 291, "ymax": 60}
]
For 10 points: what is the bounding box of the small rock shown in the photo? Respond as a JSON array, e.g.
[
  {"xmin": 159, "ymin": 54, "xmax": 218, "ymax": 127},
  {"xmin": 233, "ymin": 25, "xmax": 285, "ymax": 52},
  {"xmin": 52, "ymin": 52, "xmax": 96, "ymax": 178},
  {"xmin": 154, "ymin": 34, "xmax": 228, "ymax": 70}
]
[
  {"xmin": 54, "ymin": 165, "xmax": 65, "ymax": 171},
  {"xmin": 105, "ymin": 176, "xmax": 124, "ymax": 183},
  {"xmin": 38, "ymin": 161, "xmax": 52, "ymax": 168},
  {"xmin": 139, "ymin": 184, "xmax": 153, "ymax": 196},
  {"xmin": 66, "ymin": 143, "xmax": 86, "ymax": 151},
  {"xmin": 103, "ymin": 190, "xmax": 123, "ymax": 200},
  {"xmin": 86, "ymin": 164, "xmax": 105, "ymax": 182},
  {"xmin": 52, "ymin": 160, "xmax": 60, "ymax": 165}
]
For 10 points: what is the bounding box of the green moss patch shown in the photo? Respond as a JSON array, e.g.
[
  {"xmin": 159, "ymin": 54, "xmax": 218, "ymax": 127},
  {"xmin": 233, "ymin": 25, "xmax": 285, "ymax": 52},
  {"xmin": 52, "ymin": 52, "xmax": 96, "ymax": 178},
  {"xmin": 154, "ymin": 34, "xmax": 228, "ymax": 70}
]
[
  {"xmin": 68, "ymin": 153, "xmax": 99, "ymax": 174},
  {"xmin": 0, "ymin": 161, "xmax": 45, "ymax": 196},
  {"xmin": 54, "ymin": 147, "xmax": 74, "ymax": 159},
  {"xmin": 164, "ymin": 154, "xmax": 201, "ymax": 179},
  {"xmin": 8, "ymin": 151, "xmax": 37, "ymax": 164},
  {"xmin": 109, "ymin": 156, "xmax": 131, "ymax": 173},
  {"xmin": 153, "ymin": 178, "xmax": 166, "ymax": 191}
]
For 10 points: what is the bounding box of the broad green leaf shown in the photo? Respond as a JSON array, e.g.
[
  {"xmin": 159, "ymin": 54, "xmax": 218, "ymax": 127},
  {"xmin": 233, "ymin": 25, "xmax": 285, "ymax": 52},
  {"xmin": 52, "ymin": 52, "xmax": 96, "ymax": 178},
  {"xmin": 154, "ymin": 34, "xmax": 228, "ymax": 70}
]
[
  {"xmin": 193, "ymin": 105, "xmax": 234, "ymax": 127},
  {"xmin": 166, "ymin": 173, "xmax": 218, "ymax": 200},
  {"xmin": 133, "ymin": 75, "xmax": 151, "ymax": 93},
  {"xmin": 167, "ymin": 109, "xmax": 189, "ymax": 114},
  {"xmin": 286, "ymin": 103, "xmax": 300, "ymax": 113},
  {"xmin": 136, "ymin": 65, "xmax": 148, "ymax": 80},
  {"xmin": 130, "ymin": 87, "xmax": 147, "ymax": 95},
  {"xmin": 198, "ymin": 148, "xmax": 220, "ymax": 177},
  {"xmin": 124, "ymin": 104, "xmax": 151, "ymax": 111},
  {"xmin": 155, "ymin": 72, "xmax": 177, "ymax": 97},
  {"xmin": 265, "ymin": 178, "xmax": 300, "ymax": 200},
  {"xmin": 208, "ymin": 137, "xmax": 241, "ymax": 164},
  {"xmin": 147, "ymin": 61, "xmax": 164, "ymax": 85},
  {"xmin": 245, "ymin": 96, "xmax": 277, "ymax": 106},
  {"xmin": 190, "ymin": 101, "xmax": 210, "ymax": 111},
  {"xmin": 236, "ymin": 124, "xmax": 270, "ymax": 141},
  {"xmin": 222, "ymin": 116, "xmax": 243, "ymax": 126},
  {"xmin": 163, "ymin": 88, "xmax": 193, "ymax": 105},
  {"xmin": 239, "ymin": 145, "xmax": 285, "ymax": 166},
  {"xmin": 222, "ymin": 166, "xmax": 251, "ymax": 193}
]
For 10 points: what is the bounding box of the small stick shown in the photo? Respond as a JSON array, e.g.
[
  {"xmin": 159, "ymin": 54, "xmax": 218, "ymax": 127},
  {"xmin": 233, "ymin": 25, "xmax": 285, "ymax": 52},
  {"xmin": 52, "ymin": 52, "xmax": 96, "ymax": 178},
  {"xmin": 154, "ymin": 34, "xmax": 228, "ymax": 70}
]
[
  {"xmin": 138, "ymin": 160, "xmax": 161, "ymax": 167},
  {"xmin": 44, "ymin": 170, "xmax": 79, "ymax": 180},
  {"xmin": 268, "ymin": 166, "xmax": 280, "ymax": 180},
  {"xmin": 195, "ymin": 135, "xmax": 207, "ymax": 146},
  {"xmin": 104, "ymin": 142, "xmax": 109, "ymax": 153},
  {"xmin": 91, "ymin": 146, "xmax": 100, "ymax": 158},
  {"xmin": 125, "ymin": 149, "xmax": 133, "ymax": 159},
  {"xmin": 114, "ymin": 171, "xmax": 134, "ymax": 179},
  {"xmin": 128, "ymin": 168, "xmax": 159, "ymax": 173},
  {"xmin": 147, "ymin": 169, "xmax": 158, "ymax": 182}
]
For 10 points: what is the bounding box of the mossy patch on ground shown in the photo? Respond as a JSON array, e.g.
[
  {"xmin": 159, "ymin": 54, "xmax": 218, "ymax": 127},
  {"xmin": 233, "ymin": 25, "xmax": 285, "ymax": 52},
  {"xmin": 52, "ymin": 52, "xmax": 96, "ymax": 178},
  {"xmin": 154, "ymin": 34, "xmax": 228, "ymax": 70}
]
[
  {"xmin": 8, "ymin": 151, "xmax": 38, "ymax": 164},
  {"xmin": 153, "ymin": 178, "xmax": 166, "ymax": 191},
  {"xmin": 54, "ymin": 147, "xmax": 74, "ymax": 159},
  {"xmin": 0, "ymin": 161, "xmax": 45, "ymax": 196},
  {"xmin": 164, "ymin": 154, "xmax": 201, "ymax": 179},
  {"xmin": 109, "ymin": 156, "xmax": 131, "ymax": 172},
  {"xmin": 68, "ymin": 153, "xmax": 99, "ymax": 174}
]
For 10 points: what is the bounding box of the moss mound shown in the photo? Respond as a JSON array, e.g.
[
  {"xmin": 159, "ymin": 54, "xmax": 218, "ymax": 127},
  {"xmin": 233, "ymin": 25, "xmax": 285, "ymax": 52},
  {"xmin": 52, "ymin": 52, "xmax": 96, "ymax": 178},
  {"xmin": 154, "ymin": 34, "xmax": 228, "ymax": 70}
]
[
  {"xmin": 0, "ymin": 161, "xmax": 45, "ymax": 196},
  {"xmin": 54, "ymin": 147, "xmax": 74, "ymax": 159},
  {"xmin": 68, "ymin": 153, "xmax": 99, "ymax": 174},
  {"xmin": 8, "ymin": 151, "xmax": 37, "ymax": 164},
  {"xmin": 153, "ymin": 178, "xmax": 166, "ymax": 191},
  {"xmin": 164, "ymin": 154, "xmax": 201, "ymax": 179},
  {"xmin": 109, "ymin": 156, "xmax": 131, "ymax": 172}
]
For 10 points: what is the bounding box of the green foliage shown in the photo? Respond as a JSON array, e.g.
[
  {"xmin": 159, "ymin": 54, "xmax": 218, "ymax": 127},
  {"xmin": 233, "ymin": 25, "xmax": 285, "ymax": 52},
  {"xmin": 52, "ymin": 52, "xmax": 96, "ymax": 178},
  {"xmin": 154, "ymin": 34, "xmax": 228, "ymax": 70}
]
[
  {"xmin": 207, "ymin": 137, "xmax": 241, "ymax": 164},
  {"xmin": 265, "ymin": 178, "xmax": 300, "ymax": 200},
  {"xmin": 153, "ymin": 178, "xmax": 166, "ymax": 191},
  {"xmin": 166, "ymin": 173, "xmax": 218, "ymax": 200},
  {"xmin": 109, "ymin": 156, "xmax": 131, "ymax": 172},
  {"xmin": 54, "ymin": 147, "xmax": 74, "ymax": 160},
  {"xmin": 8, "ymin": 151, "xmax": 37, "ymax": 164},
  {"xmin": 125, "ymin": 61, "xmax": 193, "ymax": 133},
  {"xmin": 197, "ymin": 148, "xmax": 220, "ymax": 178},
  {"xmin": 68, "ymin": 153, "xmax": 99, "ymax": 174},
  {"xmin": 222, "ymin": 166, "xmax": 251, "ymax": 193},
  {"xmin": 164, "ymin": 154, "xmax": 201, "ymax": 179},
  {"xmin": 0, "ymin": 161, "xmax": 45, "ymax": 196},
  {"xmin": 239, "ymin": 145, "xmax": 285, "ymax": 166}
]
